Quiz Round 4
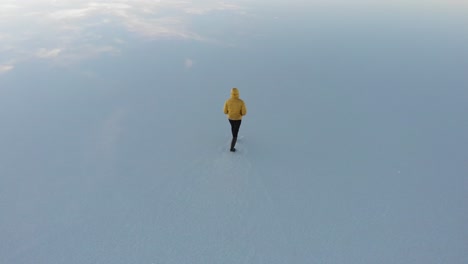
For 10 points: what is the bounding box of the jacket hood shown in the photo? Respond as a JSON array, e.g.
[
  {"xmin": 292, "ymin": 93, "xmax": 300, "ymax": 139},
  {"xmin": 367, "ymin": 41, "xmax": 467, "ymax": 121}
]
[{"xmin": 231, "ymin": 88, "xmax": 239, "ymax": 98}]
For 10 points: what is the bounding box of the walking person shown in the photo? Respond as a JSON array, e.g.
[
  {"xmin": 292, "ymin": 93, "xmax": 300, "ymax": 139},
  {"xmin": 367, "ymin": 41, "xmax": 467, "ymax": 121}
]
[{"xmin": 223, "ymin": 88, "xmax": 247, "ymax": 152}]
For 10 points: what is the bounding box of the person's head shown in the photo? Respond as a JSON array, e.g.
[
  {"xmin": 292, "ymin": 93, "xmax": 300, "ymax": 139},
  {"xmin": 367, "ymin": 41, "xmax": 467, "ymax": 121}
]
[{"xmin": 231, "ymin": 87, "xmax": 239, "ymax": 98}]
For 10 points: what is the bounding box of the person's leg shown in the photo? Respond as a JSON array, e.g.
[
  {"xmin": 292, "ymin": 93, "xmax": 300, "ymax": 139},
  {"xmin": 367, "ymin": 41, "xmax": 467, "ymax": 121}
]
[
  {"xmin": 232, "ymin": 120, "xmax": 242, "ymax": 138},
  {"xmin": 230, "ymin": 137, "xmax": 237, "ymax": 151},
  {"xmin": 228, "ymin": 119, "xmax": 236, "ymax": 151},
  {"xmin": 229, "ymin": 119, "xmax": 236, "ymax": 138},
  {"xmin": 230, "ymin": 120, "xmax": 242, "ymax": 151}
]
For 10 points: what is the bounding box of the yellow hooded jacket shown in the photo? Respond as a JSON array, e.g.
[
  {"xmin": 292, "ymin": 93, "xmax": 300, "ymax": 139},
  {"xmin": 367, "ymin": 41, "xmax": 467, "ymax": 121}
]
[{"xmin": 223, "ymin": 88, "xmax": 247, "ymax": 120}]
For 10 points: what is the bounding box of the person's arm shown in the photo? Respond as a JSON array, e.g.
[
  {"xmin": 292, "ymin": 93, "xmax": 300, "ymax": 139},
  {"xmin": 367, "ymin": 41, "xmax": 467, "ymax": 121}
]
[
  {"xmin": 241, "ymin": 102, "xmax": 247, "ymax": 116},
  {"xmin": 223, "ymin": 101, "xmax": 229, "ymax": 114}
]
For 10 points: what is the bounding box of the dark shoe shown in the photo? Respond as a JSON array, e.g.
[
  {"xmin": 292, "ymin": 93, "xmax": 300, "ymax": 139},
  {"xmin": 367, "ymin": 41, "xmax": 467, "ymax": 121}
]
[{"xmin": 230, "ymin": 148, "xmax": 236, "ymax": 152}]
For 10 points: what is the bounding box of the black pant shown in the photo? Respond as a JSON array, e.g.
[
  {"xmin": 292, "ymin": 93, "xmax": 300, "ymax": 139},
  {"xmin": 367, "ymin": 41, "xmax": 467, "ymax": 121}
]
[{"xmin": 228, "ymin": 119, "xmax": 242, "ymax": 138}]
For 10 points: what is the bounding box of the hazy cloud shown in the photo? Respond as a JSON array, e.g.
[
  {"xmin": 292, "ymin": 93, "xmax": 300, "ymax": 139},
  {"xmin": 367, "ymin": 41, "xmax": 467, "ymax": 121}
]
[
  {"xmin": 0, "ymin": 3, "xmax": 21, "ymax": 18},
  {"xmin": 36, "ymin": 48, "xmax": 63, "ymax": 58},
  {"xmin": 0, "ymin": 65, "xmax": 14, "ymax": 74},
  {"xmin": 183, "ymin": 2, "xmax": 242, "ymax": 15},
  {"xmin": 185, "ymin": 58, "xmax": 194, "ymax": 69},
  {"xmin": 121, "ymin": 16, "xmax": 205, "ymax": 41},
  {"xmin": 100, "ymin": 109, "xmax": 126, "ymax": 149},
  {"xmin": 89, "ymin": 108, "xmax": 127, "ymax": 174},
  {"xmin": 0, "ymin": 0, "xmax": 246, "ymax": 67},
  {"xmin": 55, "ymin": 45, "xmax": 120, "ymax": 65},
  {"xmin": 49, "ymin": 8, "xmax": 93, "ymax": 20}
]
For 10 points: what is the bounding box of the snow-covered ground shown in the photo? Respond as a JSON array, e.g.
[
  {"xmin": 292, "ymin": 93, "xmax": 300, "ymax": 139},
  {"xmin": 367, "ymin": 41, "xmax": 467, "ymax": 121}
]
[{"xmin": 1, "ymin": 1, "xmax": 467, "ymax": 263}]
